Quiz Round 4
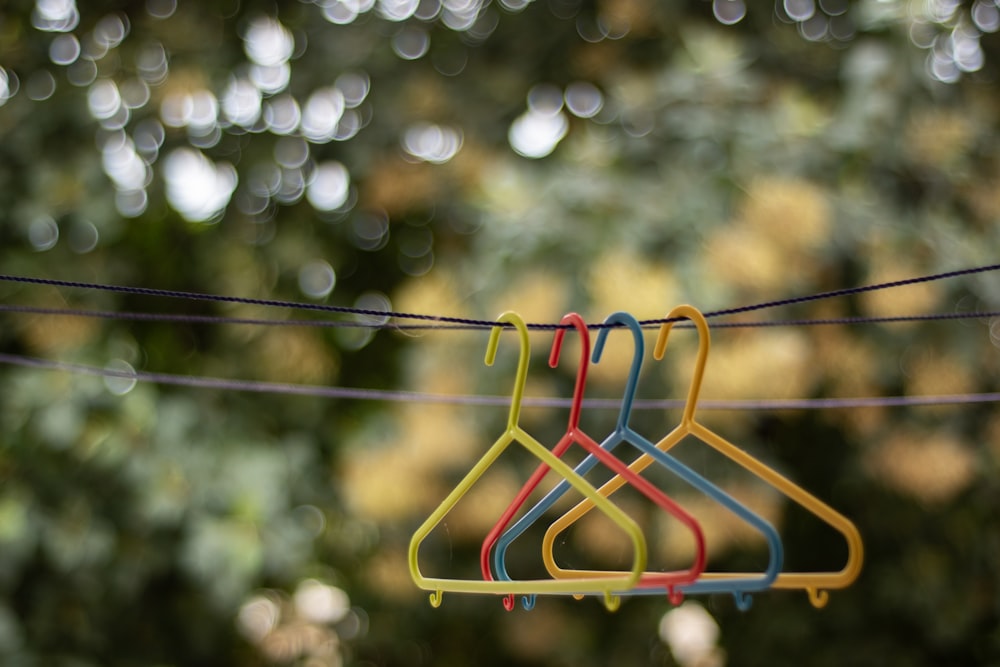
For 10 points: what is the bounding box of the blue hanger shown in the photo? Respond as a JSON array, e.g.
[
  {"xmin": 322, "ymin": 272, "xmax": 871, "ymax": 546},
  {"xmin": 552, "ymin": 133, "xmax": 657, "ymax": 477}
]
[{"xmin": 493, "ymin": 311, "xmax": 783, "ymax": 611}]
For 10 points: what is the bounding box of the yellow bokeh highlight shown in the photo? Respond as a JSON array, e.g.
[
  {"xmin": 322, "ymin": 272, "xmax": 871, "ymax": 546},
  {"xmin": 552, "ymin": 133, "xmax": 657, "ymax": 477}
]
[
  {"xmin": 488, "ymin": 268, "xmax": 569, "ymax": 325},
  {"xmin": 364, "ymin": 549, "xmax": 421, "ymax": 601},
  {"xmin": 20, "ymin": 312, "xmax": 101, "ymax": 354},
  {"xmin": 656, "ymin": 484, "xmax": 784, "ymax": 565},
  {"xmin": 812, "ymin": 326, "xmax": 882, "ymax": 398},
  {"xmin": 860, "ymin": 262, "xmax": 940, "ymax": 319},
  {"xmin": 393, "ymin": 268, "xmax": 472, "ymax": 322},
  {"xmin": 669, "ymin": 328, "xmax": 815, "ymax": 400},
  {"xmin": 571, "ymin": 494, "xmax": 649, "ymax": 566},
  {"xmin": 903, "ymin": 347, "xmax": 974, "ymax": 399},
  {"xmin": 863, "ymin": 429, "xmax": 977, "ymax": 505},
  {"xmin": 255, "ymin": 328, "xmax": 338, "ymax": 385},
  {"xmin": 704, "ymin": 176, "xmax": 831, "ymax": 295},
  {"xmin": 903, "ymin": 109, "xmax": 975, "ymax": 169},
  {"xmin": 341, "ymin": 403, "xmax": 478, "ymax": 523},
  {"xmin": 739, "ymin": 177, "xmax": 830, "ymax": 252},
  {"xmin": 445, "ymin": 468, "xmax": 525, "ymax": 541},
  {"xmin": 588, "ymin": 247, "xmax": 679, "ymax": 319}
]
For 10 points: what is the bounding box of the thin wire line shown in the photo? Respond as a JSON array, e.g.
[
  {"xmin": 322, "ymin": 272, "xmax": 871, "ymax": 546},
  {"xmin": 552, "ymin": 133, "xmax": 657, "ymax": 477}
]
[
  {"xmin": 685, "ymin": 263, "xmax": 1000, "ymax": 324},
  {"xmin": 0, "ymin": 304, "xmax": 397, "ymax": 329},
  {"xmin": 2, "ymin": 352, "xmax": 998, "ymax": 410},
  {"xmin": 1, "ymin": 262, "xmax": 997, "ymax": 330},
  {"xmin": 1, "ymin": 302, "xmax": 998, "ymax": 331}
]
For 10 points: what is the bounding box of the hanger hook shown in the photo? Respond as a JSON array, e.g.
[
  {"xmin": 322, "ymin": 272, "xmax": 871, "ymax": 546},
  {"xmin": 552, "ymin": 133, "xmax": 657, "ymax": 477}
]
[
  {"xmin": 603, "ymin": 592, "xmax": 622, "ymax": 612},
  {"xmin": 592, "ymin": 311, "xmax": 644, "ymax": 430},
  {"xmin": 521, "ymin": 594, "xmax": 536, "ymax": 610},
  {"xmin": 654, "ymin": 305, "xmax": 711, "ymax": 426},
  {"xmin": 502, "ymin": 594, "xmax": 515, "ymax": 611},
  {"xmin": 807, "ymin": 588, "xmax": 830, "ymax": 608},
  {"xmin": 733, "ymin": 591, "xmax": 754, "ymax": 612},
  {"xmin": 549, "ymin": 313, "xmax": 590, "ymax": 430},
  {"xmin": 667, "ymin": 587, "xmax": 684, "ymax": 606},
  {"xmin": 429, "ymin": 590, "xmax": 443, "ymax": 608},
  {"xmin": 486, "ymin": 312, "xmax": 531, "ymax": 431}
]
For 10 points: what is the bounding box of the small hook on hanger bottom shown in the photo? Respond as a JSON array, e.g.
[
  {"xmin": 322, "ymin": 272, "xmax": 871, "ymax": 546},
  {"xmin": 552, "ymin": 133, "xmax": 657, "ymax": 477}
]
[
  {"xmin": 429, "ymin": 590, "xmax": 444, "ymax": 608},
  {"xmin": 603, "ymin": 592, "xmax": 622, "ymax": 612},
  {"xmin": 806, "ymin": 588, "xmax": 829, "ymax": 609},
  {"xmin": 521, "ymin": 594, "xmax": 536, "ymax": 610},
  {"xmin": 733, "ymin": 591, "xmax": 753, "ymax": 612},
  {"xmin": 667, "ymin": 587, "xmax": 684, "ymax": 606}
]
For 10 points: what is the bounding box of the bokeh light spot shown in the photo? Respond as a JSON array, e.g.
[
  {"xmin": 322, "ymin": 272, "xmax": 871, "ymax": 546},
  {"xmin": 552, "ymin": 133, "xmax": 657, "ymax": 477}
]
[
  {"xmin": 301, "ymin": 87, "xmax": 345, "ymax": 143},
  {"xmin": 713, "ymin": 0, "xmax": 747, "ymax": 25},
  {"xmin": 146, "ymin": 0, "xmax": 177, "ymax": 19},
  {"xmin": 973, "ymin": 0, "xmax": 1000, "ymax": 31},
  {"xmin": 298, "ymin": 260, "xmax": 337, "ymax": 299},
  {"xmin": 186, "ymin": 90, "xmax": 219, "ymax": 132},
  {"xmin": 783, "ymin": 0, "xmax": 815, "ymax": 21},
  {"xmin": 66, "ymin": 57, "xmax": 96, "ymax": 86},
  {"xmin": 263, "ymin": 95, "xmax": 301, "ymax": 134},
  {"xmin": 351, "ymin": 211, "xmax": 390, "ymax": 250},
  {"xmin": 402, "ymin": 123, "xmax": 462, "ymax": 163},
  {"xmin": 69, "ymin": 220, "xmax": 100, "ymax": 253},
  {"xmin": 136, "ymin": 42, "xmax": 168, "ymax": 85},
  {"xmin": 0, "ymin": 68, "xmax": 13, "ymax": 107},
  {"xmin": 244, "ymin": 17, "xmax": 294, "ymax": 67},
  {"xmin": 116, "ymin": 189, "xmax": 148, "ymax": 217},
  {"xmin": 392, "ymin": 26, "xmax": 431, "ymax": 60},
  {"xmin": 564, "ymin": 81, "xmax": 603, "ymax": 118},
  {"xmin": 293, "ymin": 580, "xmax": 350, "ymax": 625},
  {"xmin": 274, "ymin": 137, "xmax": 310, "ymax": 169},
  {"xmin": 88, "ymin": 79, "xmax": 122, "ymax": 120},
  {"xmin": 527, "ymin": 82, "xmax": 564, "ymax": 115},
  {"xmin": 322, "ymin": 0, "xmax": 376, "ymax": 24},
  {"xmin": 33, "ymin": 0, "xmax": 80, "ymax": 32},
  {"xmin": 28, "ymin": 216, "xmax": 59, "ymax": 251},
  {"xmin": 237, "ymin": 594, "xmax": 280, "ymax": 644},
  {"xmin": 333, "ymin": 109, "xmax": 362, "ymax": 141},
  {"xmin": 163, "ymin": 148, "xmax": 238, "ymax": 222},
  {"xmin": 94, "ymin": 13, "xmax": 129, "ymax": 49},
  {"xmin": 49, "ymin": 33, "xmax": 81, "ymax": 65},
  {"xmin": 378, "ymin": 0, "xmax": 420, "ymax": 21},
  {"xmin": 133, "ymin": 118, "xmax": 164, "ymax": 157},
  {"xmin": 307, "ymin": 161, "xmax": 351, "ymax": 211},
  {"xmin": 508, "ymin": 109, "xmax": 568, "ymax": 158},
  {"xmin": 101, "ymin": 134, "xmax": 148, "ymax": 191},
  {"xmin": 250, "ymin": 63, "xmax": 290, "ymax": 95},
  {"xmin": 103, "ymin": 359, "xmax": 137, "ymax": 396},
  {"xmin": 336, "ymin": 71, "xmax": 370, "ymax": 108},
  {"xmin": 659, "ymin": 602, "xmax": 722, "ymax": 667},
  {"xmin": 120, "ymin": 78, "xmax": 150, "ymax": 109},
  {"xmin": 222, "ymin": 77, "xmax": 261, "ymax": 127},
  {"xmin": 26, "ymin": 70, "xmax": 56, "ymax": 101}
]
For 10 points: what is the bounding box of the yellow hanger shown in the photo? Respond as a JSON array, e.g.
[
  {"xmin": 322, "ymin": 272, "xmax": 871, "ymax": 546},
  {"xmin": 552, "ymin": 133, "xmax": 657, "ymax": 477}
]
[
  {"xmin": 408, "ymin": 311, "xmax": 649, "ymax": 610},
  {"xmin": 542, "ymin": 305, "xmax": 863, "ymax": 608}
]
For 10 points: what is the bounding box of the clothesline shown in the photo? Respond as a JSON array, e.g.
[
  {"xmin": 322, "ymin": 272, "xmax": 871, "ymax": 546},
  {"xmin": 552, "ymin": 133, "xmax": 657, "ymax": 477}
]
[
  {"xmin": 0, "ymin": 262, "xmax": 997, "ymax": 329},
  {"xmin": 1, "ymin": 351, "xmax": 997, "ymax": 410}
]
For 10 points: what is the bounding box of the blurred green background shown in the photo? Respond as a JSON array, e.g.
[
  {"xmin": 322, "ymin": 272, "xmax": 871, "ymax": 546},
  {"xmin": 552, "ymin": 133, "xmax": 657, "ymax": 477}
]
[{"xmin": 1, "ymin": 0, "xmax": 999, "ymax": 664}]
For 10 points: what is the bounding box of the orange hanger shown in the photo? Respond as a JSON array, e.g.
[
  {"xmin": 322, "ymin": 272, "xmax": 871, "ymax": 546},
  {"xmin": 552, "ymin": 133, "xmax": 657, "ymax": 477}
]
[{"xmin": 543, "ymin": 305, "xmax": 863, "ymax": 607}]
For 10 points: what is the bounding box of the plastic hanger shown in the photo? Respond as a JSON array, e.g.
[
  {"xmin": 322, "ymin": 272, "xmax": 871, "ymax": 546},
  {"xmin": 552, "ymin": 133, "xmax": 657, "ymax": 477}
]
[
  {"xmin": 480, "ymin": 313, "xmax": 706, "ymax": 611},
  {"xmin": 528, "ymin": 312, "xmax": 782, "ymax": 610},
  {"xmin": 543, "ymin": 305, "xmax": 863, "ymax": 608},
  {"xmin": 408, "ymin": 311, "xmax": 649, "ymax": 610}
]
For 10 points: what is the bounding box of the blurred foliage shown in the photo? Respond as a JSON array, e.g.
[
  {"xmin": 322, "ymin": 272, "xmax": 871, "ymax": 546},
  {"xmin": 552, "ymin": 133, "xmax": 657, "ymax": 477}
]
[{"xmin": 2, "ymin": 0, "xmax": 1000, "ymax": 665}]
